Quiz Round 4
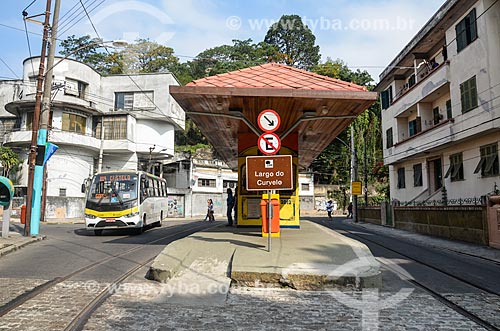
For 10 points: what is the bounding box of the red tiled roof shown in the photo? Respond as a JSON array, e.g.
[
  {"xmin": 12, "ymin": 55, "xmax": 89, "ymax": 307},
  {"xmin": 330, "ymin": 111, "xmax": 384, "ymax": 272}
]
[{"xmin": 186, "ymin": 63, "xmax": 367, "ymax": 92}]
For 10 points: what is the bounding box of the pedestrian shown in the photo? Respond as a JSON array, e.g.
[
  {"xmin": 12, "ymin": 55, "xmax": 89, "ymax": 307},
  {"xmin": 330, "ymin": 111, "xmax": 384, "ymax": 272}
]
[
  {"xmin": 233, "ymin": 187, "xmax": 238, "ymax": 225},
  {"xmin": 326, "ymin": 200, "xmax": 333, "ymax": 221},
  {"xmin": 226, "ymin": 188, "xmax": 235, "ymax": 226},
  {"xmin": 207, "ymin": 199, "xmax": 215, "ymax": 222},
  {"xmin": 347, "ymin": 202, "xmax": 353, "ymax": 218}
]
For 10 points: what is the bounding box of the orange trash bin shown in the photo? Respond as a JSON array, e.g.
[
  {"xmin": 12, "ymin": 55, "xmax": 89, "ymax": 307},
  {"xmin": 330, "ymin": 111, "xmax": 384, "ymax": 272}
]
[
  {"xmin": 20, "ymin": 204, "xmax": 26, "ymax": 224},
  {"xmin": 261, "ymin": 198, "xmax": 280, "ymax": 236}
]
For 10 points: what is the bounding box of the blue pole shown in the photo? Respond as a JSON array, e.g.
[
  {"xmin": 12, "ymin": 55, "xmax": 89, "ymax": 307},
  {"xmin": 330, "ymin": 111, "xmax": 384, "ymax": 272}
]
[{"xmin": 30, "ymin": 129, "xmax": 47, "ymax": 236}]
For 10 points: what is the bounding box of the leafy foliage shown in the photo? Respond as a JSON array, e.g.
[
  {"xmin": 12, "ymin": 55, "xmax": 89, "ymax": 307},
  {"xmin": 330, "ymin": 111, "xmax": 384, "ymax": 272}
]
[
  {"xmin": 264, "ymin": 15, "xmax": 320, "ymax": 70},
  {"xmin": 0, "ymin": 146, "xmax": 22, "ymax": 178}
]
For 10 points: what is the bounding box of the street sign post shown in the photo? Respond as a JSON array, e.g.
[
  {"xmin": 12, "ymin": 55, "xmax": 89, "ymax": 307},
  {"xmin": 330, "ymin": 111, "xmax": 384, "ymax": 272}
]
[
  {"xmin": 256, "ymin": 109, "xmax": 283, "ymax": 252},
  {"xmin": 351, "ymin": 181, "xmax": 362, "ymax": 196}
]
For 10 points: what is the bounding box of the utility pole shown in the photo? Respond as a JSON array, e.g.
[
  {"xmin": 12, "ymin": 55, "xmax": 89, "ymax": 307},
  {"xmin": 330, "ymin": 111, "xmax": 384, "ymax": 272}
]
[
  {"xmin": 24, "ymin": 0, "xmax": 53, "ymax": 237},
  {"xmin": 30, "ymin": 0, "xmax": 61, "ymax": 236},
  {"xmin": 36, "ymin": 0, "xmax": 61, "ymax": 232},
  {"xmin": 351, "ymin": 126, "xmax": 358, "ymax": 223},
  {"xmin": 364, "ymin": 137, "xmax": 368, "ymax": 205}
]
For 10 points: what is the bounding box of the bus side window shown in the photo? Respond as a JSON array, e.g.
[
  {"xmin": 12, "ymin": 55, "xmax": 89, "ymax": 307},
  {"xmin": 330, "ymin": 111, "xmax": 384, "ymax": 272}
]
[{"xmin": 141, "ymin": 176, "xmax": 148, "ymax": 202}]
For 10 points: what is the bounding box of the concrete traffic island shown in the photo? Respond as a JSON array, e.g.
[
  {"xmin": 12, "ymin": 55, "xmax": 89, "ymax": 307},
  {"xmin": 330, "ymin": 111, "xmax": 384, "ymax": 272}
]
[{"xmin": 147, "ymin": 220, "xmax": 381, "ymax": 294}]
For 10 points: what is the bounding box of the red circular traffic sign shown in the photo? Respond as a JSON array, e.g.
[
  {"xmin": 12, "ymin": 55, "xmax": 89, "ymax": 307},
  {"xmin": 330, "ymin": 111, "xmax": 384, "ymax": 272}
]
[
  {"xmin": 257, "ymin": 109, "xmax": 281, "ymax": 133},
  {"xmin": 258, "ymin": 133, "xmax": 281, "ymax": 155}
]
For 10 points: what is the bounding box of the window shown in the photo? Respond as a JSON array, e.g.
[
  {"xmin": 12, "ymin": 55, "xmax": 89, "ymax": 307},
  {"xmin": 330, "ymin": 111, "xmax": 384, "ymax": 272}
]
[
  {"xmin": 59, "ymin": 188, "xmax": 66, "ymax": 197},
  {"xmin": 460, "ymin": 76, "xmax": 478, "ymax": 113},
  {"xmin": 95, "ymin": 116, "xmax": 128, "ymax": 140},
  {"xmin": 223, "ymin": 180, "xmax": 237, "ymax": 189},
  {"xmin": 381, "ymin": 86, "xmax": 393, "ymax": 110},
  {"xmin": 115, "ymin": 91, "xmax": 155, "ymax": 110},
  {"xmin": 408, "ymin": 74, "xmax": 416, "ymax": 88},
  {"xmin": 474, "ymin": 143, "xmax": 499, "ymax": 177},
  {"xmin": 413, "ymin": 164, "xmax": 422, "ymax": 187},
  {"xmin": 115, "ymin": 92, "xmax": 134, "ymax": 110},
  {"xmin": 409, "ymin": 118, "xmax": 421, "ymax": 137},
  {"xmin": 65, "ymin": 79, "xmax": 87, "ymax": 99},
  {"xmin": 433, "ymin": 107, "xmax": 441, "ymax": 125},
  {"xmin": 198, "ymin": 178, "xmax": 216, "ymax": 187},
  {"xmin": 446, "ymin": 100, "xmax": 452, "ymax": 119},
  {"xmin": 456, "ymin": 8, "xmax": 478, "ymax": 53},
  {"xmin": 386, "ymin": 128, "xmax": 393, "ymax": 148},
  {"xmin": 397, "ymin": 168, "xmax": 406, "ymax": 189},
  {"xmin": 445, "ymin": 153, "xmax": 464, "ymax": 181},
  {"xmin": 301, "ymin": 183, "xmax": 310, "ymax": 191},
  {"xmin": 62, "ymin": 112, "xmax": 86, "ymax": 134}
]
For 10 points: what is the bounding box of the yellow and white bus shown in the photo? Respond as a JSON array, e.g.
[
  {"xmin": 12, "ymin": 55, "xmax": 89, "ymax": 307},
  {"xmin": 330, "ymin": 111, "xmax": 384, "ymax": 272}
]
[{"xmin": 83, "ymin": 170, "xmax": 168, "ymax": 236}]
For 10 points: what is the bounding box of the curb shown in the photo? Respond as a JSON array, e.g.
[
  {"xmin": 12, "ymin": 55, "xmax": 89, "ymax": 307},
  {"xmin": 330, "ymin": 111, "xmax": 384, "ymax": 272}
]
[{"xmin": 0, "ymin": 235, "xmax": 47, "ymax": 257}]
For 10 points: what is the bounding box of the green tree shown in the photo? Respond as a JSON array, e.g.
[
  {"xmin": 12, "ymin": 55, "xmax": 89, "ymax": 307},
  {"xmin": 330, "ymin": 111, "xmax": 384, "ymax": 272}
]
[
  {"xmin": 0, "ymin": 146, "xmax": 22, "ymax": 178},
  {"xmin": 59, "ymin": 35, "xmax": 124, "ymax": 75},
  {"xmin": 187, "ymin": 39, "xmax": 281, "ymax": 80},
  {"xmin": 121, "ymin": 39, "xmax": 180, "ymax": 73},
  {"xmin": 310, "ymin": 59, "xmax": 387, "ymax": 202},
  {"xmin": 264, "ymin": 14, "xmax": 320, "ymax": 70}
]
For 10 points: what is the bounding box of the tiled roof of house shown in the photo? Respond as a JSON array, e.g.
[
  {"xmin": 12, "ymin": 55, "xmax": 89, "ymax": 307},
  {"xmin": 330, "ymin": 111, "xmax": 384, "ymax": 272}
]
[{"xmin": 187, "ymin": 63, "xmax": 367, "ymax": 92}]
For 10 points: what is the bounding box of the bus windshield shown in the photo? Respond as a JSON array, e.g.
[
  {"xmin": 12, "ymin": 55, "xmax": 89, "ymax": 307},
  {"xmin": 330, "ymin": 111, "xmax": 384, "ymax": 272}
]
[{"xmin": 87, "ymin": 173, "xmax": 138, "ymax": 205}]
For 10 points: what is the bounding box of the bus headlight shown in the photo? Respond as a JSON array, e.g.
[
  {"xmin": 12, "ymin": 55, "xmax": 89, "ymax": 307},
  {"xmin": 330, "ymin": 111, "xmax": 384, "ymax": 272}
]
[
  {"xmin": 85, "ymin": 213, "xmax": 97, "ymax": 219},
  {"xmin": 124, "ymin": 211, "xmax": 139, "ymax": 218}
]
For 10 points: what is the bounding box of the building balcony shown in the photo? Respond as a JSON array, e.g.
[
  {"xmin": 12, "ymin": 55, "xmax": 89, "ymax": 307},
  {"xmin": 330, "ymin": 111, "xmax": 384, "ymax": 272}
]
[
  {"xmin": 384, "ymin": 119, "xmax": 454, "ymax": 165},
  {"xmin": 390, "ymin": 62, "xmax": 450, "ymax": 117}
]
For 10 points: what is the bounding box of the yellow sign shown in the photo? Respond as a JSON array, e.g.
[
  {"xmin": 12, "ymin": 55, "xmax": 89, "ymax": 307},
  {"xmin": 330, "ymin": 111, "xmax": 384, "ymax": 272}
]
[{"xmin": 351, "ymin": 181, "xmax": 362, "ymax": 195}]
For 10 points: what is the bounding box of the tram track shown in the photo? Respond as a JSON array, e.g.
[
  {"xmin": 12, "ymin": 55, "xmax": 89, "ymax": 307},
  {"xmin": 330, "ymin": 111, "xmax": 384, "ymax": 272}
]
[
  {"xmin": 0, "ymin": 221, "xmax": 218, "ymax": 323},
  {"xmin": 319, "ymin": 220, "xmax": 500, "ymax": 331}
]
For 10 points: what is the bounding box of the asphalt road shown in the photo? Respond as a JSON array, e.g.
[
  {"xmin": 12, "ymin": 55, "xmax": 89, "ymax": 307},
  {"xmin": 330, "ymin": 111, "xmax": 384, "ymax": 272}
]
[{"xmin": 0, "ymin": 220, "xmax": 214, "ymax": 282}]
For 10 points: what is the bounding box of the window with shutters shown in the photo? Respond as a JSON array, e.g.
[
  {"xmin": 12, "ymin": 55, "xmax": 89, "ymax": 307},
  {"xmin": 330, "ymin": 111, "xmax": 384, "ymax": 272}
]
[
  {"xmin": 397, "ymin": 168, "xmax": 406, "ymax": 189},
  {"xmin": 474, "ymin": 143, "xmax": 499, "ymax": 177},
  {"xmin": 408, "ymin": 118, "xmax": 421, "ymax": 137},
  {"xmin": 446, "ymin": 100, "xmax": 452, "ymax": 119},
  {"xmin": 444, "ymin": 153, "xmax": 464, "ymax": 182},
  {"xmin": 413, "ymin": 164, "xmax": 423, "ymax": 187},
  {"xmin": 381, "ymin": 86, "xmax": 393, "ymax": 110},
  {"xmin": 460, "ymin": 76, "xmax": 478, "ymax": 113},
  {"xmin": 386, "ymin": 128, "xmax": 393, "ymax": 148},
  {"xmin": 456, "ymin": 8, "xmax": 478, "ymax": 53}
]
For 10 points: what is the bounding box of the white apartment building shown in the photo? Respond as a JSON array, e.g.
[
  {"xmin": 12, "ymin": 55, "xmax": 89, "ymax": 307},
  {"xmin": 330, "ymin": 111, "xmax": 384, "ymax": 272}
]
[
  {"xmin": 376, "ymin": 0, "xmax": 500, "ymax": 203},
  {"xmin": 0, "ymin": 56, "xmax": 185, "ymax": 218}
]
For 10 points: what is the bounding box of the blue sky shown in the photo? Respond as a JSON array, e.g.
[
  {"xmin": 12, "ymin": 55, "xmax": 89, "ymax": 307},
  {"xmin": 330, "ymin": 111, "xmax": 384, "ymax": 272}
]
[{"xmin": 0, "ymin": 0, "xmax": 446, "ymax": 82}]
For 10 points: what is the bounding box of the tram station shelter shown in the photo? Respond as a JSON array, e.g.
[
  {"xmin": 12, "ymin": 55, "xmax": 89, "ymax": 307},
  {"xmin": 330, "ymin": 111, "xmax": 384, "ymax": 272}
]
[{"xmin": 170, "ymin": 63, "xmax": 377, "ymax": 227}]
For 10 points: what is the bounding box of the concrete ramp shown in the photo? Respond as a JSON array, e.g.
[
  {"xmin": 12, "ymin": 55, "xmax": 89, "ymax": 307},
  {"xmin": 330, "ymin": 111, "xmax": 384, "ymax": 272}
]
[{"xmin": 147, "ymin": 221, "xmax": 381, "ymax": 294}]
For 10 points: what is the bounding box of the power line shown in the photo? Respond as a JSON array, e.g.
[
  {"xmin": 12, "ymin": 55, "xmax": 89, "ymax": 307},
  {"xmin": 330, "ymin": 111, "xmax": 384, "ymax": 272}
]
[
  {"xmin": 0, "ymin": 58, "xmax": 19, "ymax": 79},
  {"xmin": 22, "ymin": 14, "xmax": 36, "ymax": 75},
  {"xmin": 58, "ymin": 0, "xmax": 106, "ymax": 37}
]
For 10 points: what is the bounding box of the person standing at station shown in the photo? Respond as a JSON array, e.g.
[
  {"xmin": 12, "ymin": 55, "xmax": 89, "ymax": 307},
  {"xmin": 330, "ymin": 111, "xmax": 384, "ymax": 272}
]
[
  {"xmin": 207, "ymin": 199, "xmax": 215, "ymax": 222},
  {"xmin": 347, "ymin": 202, "xmax": 353, "ymax": 218},
  {"xmin": 226, "ymin": 188, "xmax": 235, "ymax": 226},
  {"xmin": 326, "ymin": 200, "xmax": 333, "ymax": 221}
]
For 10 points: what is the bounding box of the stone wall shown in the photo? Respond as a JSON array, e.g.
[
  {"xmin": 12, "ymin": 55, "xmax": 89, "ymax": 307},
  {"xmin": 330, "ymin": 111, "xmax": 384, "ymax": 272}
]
[
  {"xmin": 394, "ymin": 206, "xmax": 488, "ymax": 245},
  {"xmin": 358, "ymin": 206, "xmax": 382, "ymax": 225}
]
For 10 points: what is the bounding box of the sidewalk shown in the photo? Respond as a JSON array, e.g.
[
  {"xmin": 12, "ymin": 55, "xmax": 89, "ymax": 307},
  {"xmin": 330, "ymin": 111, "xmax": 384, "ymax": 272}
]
[{"xmin": 0, "ymin": 226, "xmax": 46, "ymax": 257}]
